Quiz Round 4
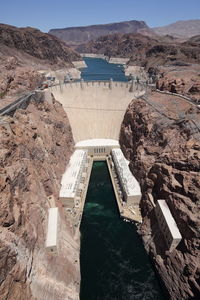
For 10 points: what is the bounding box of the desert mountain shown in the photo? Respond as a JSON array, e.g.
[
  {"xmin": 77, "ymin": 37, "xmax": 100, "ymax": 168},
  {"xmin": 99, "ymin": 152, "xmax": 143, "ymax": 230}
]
[
  {"xmin": 0, "ymin": 23, "xmax": 81, "ymax": 67},
  {"xmin": 153, "ymin": 19, "xmax": 200, "ymax": 38},
  {"xmin": 77, "ymin": 32, "xmax": 200, "ymax": 101},
  {"xmin": 77, "ymin": 33, "xmax": 200, "ymax": 67},
  {"xmin": 49, "ymin": 20, "xmax": 154, "ymax": 45},
  {"xmin": 0, "ymin": 24, "xmax": 81, "ymax": 100}
]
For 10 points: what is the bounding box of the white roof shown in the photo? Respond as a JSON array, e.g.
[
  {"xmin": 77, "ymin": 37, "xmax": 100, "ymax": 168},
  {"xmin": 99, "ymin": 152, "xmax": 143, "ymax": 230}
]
[
  {"xmin": 157, "ymin": 200, "xmax": 182, "ymax": 239},
  {"xmin": 46, "ymin": 207, "xmax": 59, "ymax": 248},
  {"xmin": 75, "ymin": 139, "xmax": 119, "ymax": 148},
  {"xmin": 60, "ymin": 150, "xmax": 87, "ymax": 199},
  {"xmin": 112, "ymin": 148, "xmax": 141, "ymax": 197}
]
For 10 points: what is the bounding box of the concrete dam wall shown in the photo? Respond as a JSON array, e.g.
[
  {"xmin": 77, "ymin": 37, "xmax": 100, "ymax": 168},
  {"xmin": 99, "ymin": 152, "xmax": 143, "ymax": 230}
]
[{"xmin": 48, "ymin": 81, "xmax": 145, "ymax": 142}]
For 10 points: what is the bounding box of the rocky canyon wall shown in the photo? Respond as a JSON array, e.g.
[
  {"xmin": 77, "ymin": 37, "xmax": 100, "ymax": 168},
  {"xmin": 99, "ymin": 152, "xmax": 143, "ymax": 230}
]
[
  {"xmin": 120, "ymin": 93, "xmax": 200, "ymax": 299},
  {"xmin": 0, "ymin": 93, "xmax": 80, "ymax": 300}
]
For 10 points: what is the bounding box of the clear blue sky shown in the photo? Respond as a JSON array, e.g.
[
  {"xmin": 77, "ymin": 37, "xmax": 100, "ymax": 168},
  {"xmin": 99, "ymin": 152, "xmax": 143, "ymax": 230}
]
[{"xmin": 1, "ymin": 0, "xmax": 200, "ymax": 32}]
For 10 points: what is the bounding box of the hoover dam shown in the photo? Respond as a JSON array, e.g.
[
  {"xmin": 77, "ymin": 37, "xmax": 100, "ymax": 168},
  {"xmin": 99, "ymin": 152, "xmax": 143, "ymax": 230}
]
[
  {"xmin": 48, "ymin": 80, "xmax": 145, "ymax": 142},
  {"xmin": 1, "ymin": 57, "xmax": 189, "ymax": 299},
  {"xmin": 44, "ymin": 58, "xmax": 183, "ymax": 299},
  {"xmin": 0, "ymin": 12, "xmax": 199, "ymax": 298},
  {"xmin": 46, "ymin": 79, "xmax": 147, "ymax": 230}
]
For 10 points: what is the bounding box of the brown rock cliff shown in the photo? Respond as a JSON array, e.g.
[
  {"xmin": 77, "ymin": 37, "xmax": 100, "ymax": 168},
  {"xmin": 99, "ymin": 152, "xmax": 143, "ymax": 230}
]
[
  {"xmin": 0, "ymin": 93, "xmax": 80, "ymax": 299},
  {"xmin": 0, "ymin": 23, "xmax": 82, "ymax": 101},
  {"xmin": 120, "ymin": 93, "xmax": 200, "ymax": 299}
]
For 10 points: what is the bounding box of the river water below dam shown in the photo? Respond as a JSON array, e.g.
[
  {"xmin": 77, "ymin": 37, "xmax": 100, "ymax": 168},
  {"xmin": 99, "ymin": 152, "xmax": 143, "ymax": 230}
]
[
  {"xmin": 80, "ymin": 58, "xmax": 167, "ymax": 299},
  {"xmin": 80, "ymin": 162, "xmax": 167, "ymax": 300}
]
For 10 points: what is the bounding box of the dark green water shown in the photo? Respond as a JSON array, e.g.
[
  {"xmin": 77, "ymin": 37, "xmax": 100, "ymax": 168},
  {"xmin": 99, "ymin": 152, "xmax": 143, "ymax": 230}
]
[
  {"xmin": 80, "ymin": 162, "xmax": 167, "ymax": 300},
  {"xmin": 81, "ymin": 57, "xmax": 128, "ymax": 81}
]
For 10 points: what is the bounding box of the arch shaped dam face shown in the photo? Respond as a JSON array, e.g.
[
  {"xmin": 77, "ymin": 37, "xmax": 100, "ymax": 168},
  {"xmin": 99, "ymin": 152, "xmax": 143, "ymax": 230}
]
[{"xmin": 48, "ymin": 81, "xmax": 144, "ymax": 142}]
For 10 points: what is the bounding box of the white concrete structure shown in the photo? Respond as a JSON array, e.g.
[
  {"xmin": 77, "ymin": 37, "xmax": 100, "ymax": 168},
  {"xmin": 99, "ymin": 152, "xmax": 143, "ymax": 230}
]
[
  {"xmin": 72, "ymin": 60, "xmax": 87, "ymax": 69},
  {"xmin": 75, "ymin": 139, "xmax": 119, "ymax": 157},
  {"xmin": 108, "ymin": 57, "xmax": 129, "ymax": 64},
  {"xmin": 67, "ymin": 68, "xmax": 81, "ymax": 80},
  {"xmin": 81, "ymin": 53, "xmax": 107, "ymax": 59},
  {"xmin": 155, "ymin": 200, "xmax": 182, "ymax": 252},
  {"xmin": 46, "ymin": 207, "xmax": 59, "ymax": 253},
  {"xmin": 59, "ymin": 150, "xmax": 88, "ymax": 207},
  {"xmin": 80, "ymin": 54, "xmax": 129, "ymax": 65},
  {"xmin": 111, "ymin": 148, "xmax": 141, "ymax": 205},
  {"xmin": 49, "ymin": 81, "xmax": 145, "ymax": 142},
  {"xmin": 124, "ymin": 65, "xmax": 148, "ymax": 80}
]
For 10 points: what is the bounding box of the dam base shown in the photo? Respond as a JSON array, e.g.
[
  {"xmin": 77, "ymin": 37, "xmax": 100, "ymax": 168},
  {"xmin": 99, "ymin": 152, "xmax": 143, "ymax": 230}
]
[{"xmin": 58, "ymin": 138, "xmax": 142, "ymax": 241}]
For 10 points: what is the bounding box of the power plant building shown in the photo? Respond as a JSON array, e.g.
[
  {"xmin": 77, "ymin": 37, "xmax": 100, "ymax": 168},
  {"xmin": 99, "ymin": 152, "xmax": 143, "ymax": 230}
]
[
  {"xmin": 111, "ymin": 148, "xmax": 141, "ymax": 205},
  {"xmin": 155, "ymin": 200, "xmax": 182, "ymax": 252},
  {"xmin": 75, "ymin": 139, "xmax": 120, "ymax": 157},
  {"xmin": 59, "ymin": 149, "xmax": 88, "ymax": 208}
]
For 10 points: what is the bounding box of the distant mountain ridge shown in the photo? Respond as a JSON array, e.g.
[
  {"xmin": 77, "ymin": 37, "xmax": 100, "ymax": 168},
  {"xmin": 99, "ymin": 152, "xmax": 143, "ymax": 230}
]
[
  {"xmin": 49, "ymin": 19, "xmax": 200, "ymax": 45},
  {"xmin": 153, "ymin": 19, "xmax": 200, "ymax": 38},
  {"xmin": 49, "ymin": 20, "xmax": 154, "ymax": 45}
]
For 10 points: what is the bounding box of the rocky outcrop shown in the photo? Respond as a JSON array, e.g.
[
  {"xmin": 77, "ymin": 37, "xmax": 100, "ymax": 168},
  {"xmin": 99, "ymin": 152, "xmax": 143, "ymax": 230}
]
[
  {"xmin": 0, "ymin": 24, "xmax": 81, "ymax": 66},
  {"xmin": 155, "ymin": 64, "xmax": 200, "ymax": 103},
  {"xmin": 153, "ymin": 36, "xmax": 200, "ymax": 101},
  {"xmin": 49, "ymin": 20, "xmax": 153, "ymax": 45},
  {"xmin": 77, "ymin": 32, "xmax": 200, "ymax": 67},
  {"xmin": 76, "ymin": 33, "xmax": 158, "ymax": 60},
  {"xmin": 78, "ymin": 31, "xmax": 200, "ymax": 101},
  {"xmin": 0, "ymin": 93, "xmax": 80, "ymax": 299},
  {"xmin": 0, "ymin": 24, "xmax": 82, "ymax": 101},
  {"xmin": 0, "ymin": 56, "xmax": 44, "ymax": 102},
  {"xmin": 120, "ymin": 94, "xmax": 200, "ymax": 299}
]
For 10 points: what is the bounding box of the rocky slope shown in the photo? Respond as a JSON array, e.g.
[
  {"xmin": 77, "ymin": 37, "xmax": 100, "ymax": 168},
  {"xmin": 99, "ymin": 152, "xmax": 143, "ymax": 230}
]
[
  {"xmin": 120, "ymin": 92, "xmax": 200, "ymax": 299},
  {"xmin": 156, "ymin": 64, "xmax": 200, "ymax": 103},
  {"xmin": 0, "ymin": 24, "xmax": 81, "ymax": 66},
  {"xmin": 0, "ymin": 24, "xmax": 81, "ymax": 101},
  {"xmin": 147, "ymin": 36, "xmax": 200, "ymax": 102},
  {"xmin": 153, "ymin": 20, "xmax": 200, "ymax": 38},
  {"xmin": 0, "ymin": 93, "xmax": 80, "ymax": 300},
  {"xmin": 0, "ymin": 56, "xmax": 44, "ymax": 100},
  {"xmin": 77, "ymin": 33, "xmax": 158, "ymax": 59},
  {"xmin": 78, "ymin": 32, "xmax": 200, "ymax": 101},
  {"xmin": 77, "ymin": 32, "xmax": 200, "ymax": 66},
  {"xmin": 49, "ymin": 20, "xmax": 154, "ymax": 45}
]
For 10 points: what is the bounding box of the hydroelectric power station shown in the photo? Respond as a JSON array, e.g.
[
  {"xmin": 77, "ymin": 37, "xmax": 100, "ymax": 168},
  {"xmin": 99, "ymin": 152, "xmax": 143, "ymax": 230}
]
[
  {"xmin": 45, "ymin": 78, "xmax": 146, "ymax": 249},
  {"xmin": 45, "ymin": 58, "xmax": 180, "ymax": 299}
]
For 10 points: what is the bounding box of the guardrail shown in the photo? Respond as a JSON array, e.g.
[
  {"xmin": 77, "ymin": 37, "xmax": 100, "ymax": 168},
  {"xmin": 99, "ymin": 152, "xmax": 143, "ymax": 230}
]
[
  {"xmin": 48, "ymin": 79, "xmax": 154, "ymax": 93},
  {"xmin": 0, "ymin": 90, "xmax": 43, "ymax": 116},
  {"xmin": 154, "ymin": 89, "xmax": 200, "ymax": 106},
  {"xmin": 0, "ymin": 80, "xmax": 155, "ymax": 117}
]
